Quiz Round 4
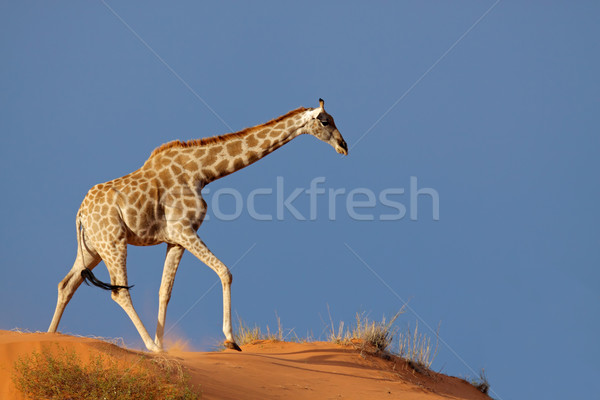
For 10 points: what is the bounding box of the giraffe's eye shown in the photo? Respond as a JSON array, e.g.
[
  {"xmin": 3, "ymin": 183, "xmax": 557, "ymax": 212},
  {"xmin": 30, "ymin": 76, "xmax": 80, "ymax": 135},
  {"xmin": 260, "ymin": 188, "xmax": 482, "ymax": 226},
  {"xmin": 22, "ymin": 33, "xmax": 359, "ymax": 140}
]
[{"xmin": 317, "ymin": 112, "xmax": 330, "ymax": 126}]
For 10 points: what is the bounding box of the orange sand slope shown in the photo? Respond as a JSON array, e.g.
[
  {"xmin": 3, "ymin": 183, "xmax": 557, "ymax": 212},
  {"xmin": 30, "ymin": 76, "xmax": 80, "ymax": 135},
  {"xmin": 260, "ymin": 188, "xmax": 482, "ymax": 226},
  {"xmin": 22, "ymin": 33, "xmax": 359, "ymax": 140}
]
[{"xmin": 0, "ymin": 330, "xmax": 490, "ymax": 400}]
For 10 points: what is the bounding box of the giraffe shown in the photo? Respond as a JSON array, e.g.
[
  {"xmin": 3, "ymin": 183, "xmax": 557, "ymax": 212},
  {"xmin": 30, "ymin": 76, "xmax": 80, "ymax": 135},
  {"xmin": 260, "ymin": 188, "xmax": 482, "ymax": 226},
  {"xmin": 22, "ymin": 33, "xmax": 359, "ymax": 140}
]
[{"xmin": 48, "ymin": 99, "xmax": 348, "ymax": 352}]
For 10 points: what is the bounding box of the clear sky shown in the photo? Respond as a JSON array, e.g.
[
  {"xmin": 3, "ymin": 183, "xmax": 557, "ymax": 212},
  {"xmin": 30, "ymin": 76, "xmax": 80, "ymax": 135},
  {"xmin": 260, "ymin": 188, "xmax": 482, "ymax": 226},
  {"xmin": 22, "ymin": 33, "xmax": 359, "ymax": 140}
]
[{"xmin": 1, "ymin": 2, "xmax": 598, "ymax": 399}]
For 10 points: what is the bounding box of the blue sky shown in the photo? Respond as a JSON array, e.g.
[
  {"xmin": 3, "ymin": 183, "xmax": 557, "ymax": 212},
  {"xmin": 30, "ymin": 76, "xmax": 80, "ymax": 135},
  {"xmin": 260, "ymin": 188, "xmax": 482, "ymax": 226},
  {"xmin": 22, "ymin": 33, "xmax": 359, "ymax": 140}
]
[{"xmin": 1, "ymin": 2, "xmax": 598, "ymax": 399}]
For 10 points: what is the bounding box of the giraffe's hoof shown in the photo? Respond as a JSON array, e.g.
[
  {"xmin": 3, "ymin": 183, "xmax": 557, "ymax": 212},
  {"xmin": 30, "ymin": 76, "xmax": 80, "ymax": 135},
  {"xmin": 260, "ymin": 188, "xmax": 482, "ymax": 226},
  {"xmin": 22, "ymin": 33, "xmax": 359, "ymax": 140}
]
[
  {"xmin": 147, "ymin": 343, "xmax": 163, "ymax": 353},
  {"xmin": 224, "ymin": 341, "xmax": 242, "ymax": 352}
]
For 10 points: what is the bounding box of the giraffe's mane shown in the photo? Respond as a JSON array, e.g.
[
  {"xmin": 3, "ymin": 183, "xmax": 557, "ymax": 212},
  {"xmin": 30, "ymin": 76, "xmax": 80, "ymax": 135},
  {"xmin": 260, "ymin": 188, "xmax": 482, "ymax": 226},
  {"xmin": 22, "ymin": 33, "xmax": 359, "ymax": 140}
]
[{"xmin": 149, "ymin": 107, "xmax": 309, "ymax": 158}]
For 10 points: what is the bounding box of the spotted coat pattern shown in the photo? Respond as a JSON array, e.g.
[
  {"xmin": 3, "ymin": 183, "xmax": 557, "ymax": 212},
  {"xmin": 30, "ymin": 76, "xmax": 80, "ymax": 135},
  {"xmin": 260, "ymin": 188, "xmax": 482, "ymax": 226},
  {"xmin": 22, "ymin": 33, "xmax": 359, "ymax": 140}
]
[{"xmin": 48, "ymin": 100, "xmax": 348, "ymax": 352}]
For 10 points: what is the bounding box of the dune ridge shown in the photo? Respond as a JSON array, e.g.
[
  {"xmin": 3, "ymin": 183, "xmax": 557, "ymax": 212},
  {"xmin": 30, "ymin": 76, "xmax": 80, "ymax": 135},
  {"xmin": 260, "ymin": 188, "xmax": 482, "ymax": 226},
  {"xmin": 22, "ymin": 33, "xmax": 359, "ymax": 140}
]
[{"xmin": 0, "ymin": 330, "xmax": 490, "ymax": 400}]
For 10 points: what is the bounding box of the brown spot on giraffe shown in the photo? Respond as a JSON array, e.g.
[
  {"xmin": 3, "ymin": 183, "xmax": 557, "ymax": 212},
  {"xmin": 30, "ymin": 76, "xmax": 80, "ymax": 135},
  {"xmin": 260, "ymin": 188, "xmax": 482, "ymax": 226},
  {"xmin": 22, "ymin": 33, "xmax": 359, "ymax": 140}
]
[
  {"xmin": 183, "ymin": 198, "xmax": 197, "ymax": 208},
  {"xmin": 247, "ymin": 151, "xmax": 260, "ymax": 163},
  {"xmin": 176, "ymin": 173, "xmax": 189, "ymax": 185},
  {"xmin": 256, "ymin": 129, "xmax": 268, "ymax": 139},
  {"xmin": 233, "ymin": 158, "xmax": 245, "ymax": 171},
  {"xmin": 226, "ymin": 141, "xmax": 243, "ymax": 157},
  {"xmin": 175, "ymin": 154, "xmax": 190, "ymax": 165},
  {"xmin": 246, "ymin": 134, "xmax": 258, "ymax": 147},
  {"xmin": 207, "ymin": 145, "xmax": 223, "ymax": 158},
  {"xmin": 193, "ymin": 148, "xmax": 206, "ymax": 158},
  {"xmin": 202, "ymin": 152, "xmax": 217, "ymax": 166},
  {"xmin": 159, "ymin": 169, "xmax": 173, "ymax": 187},
  {"xmin": 214, "ymin": 159, "xmax": 230, "ymax": 174},
  {"xmin": 260, "ymin": 140, "xmax": 272, "ymax": 150},
  {"xmin": 158, "ymin": 157, "xmax": 171, "ymax": 168},
  {"xmin": 171, "ymin": 164, "xmax": 182, "ymax": 176},
  {"xmin": 202, "ymin": 168, "xmax": 216, "ymax": 181}
]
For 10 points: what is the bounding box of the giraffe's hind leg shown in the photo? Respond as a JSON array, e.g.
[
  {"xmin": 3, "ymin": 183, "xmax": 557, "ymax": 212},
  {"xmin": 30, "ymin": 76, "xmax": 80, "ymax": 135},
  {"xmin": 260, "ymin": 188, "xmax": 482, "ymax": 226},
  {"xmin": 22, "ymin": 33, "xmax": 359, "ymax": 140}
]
[
  {"xmin": 155, "ymin": 243, "xmax": 185, "ymax": 349},
  {"xmin": 48, "ymin": 244, "xmax": 101, "ymax": 333},
  {"xmin": 99, "ymin": 240, "xmax": 161, "ymax": 353}
]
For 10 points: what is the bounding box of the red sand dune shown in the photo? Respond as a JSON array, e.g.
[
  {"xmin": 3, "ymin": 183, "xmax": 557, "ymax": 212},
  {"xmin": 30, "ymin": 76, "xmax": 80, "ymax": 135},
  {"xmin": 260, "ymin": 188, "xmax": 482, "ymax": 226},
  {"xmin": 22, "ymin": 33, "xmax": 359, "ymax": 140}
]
[{"xmin": 0, "ymin": 330, "xmax": 490, "ymax": 399}]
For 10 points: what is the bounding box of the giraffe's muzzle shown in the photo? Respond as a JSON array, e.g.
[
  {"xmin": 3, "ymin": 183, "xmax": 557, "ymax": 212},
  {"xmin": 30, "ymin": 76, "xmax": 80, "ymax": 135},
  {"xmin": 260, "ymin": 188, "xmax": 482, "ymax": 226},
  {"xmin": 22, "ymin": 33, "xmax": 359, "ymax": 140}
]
[{"xmin": 333, "ymin": 130, "xmax": 348, "ymax": 155}]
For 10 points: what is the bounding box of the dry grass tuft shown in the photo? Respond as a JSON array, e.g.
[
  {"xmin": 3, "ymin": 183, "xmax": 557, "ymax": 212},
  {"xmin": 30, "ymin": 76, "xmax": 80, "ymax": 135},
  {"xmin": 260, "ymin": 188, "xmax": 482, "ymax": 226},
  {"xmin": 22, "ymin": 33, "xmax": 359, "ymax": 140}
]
[
  {"xmin": 231, "ymin": 313, "xmax": 300, "ymax": 347},
  {"xmin": 327, "ymin": 308, "xmax": 404, "ymax": 355},
  {"xmin": 233, "ymin": 318, "xmax": 270, "ymax": 345},
  {"xmin": 397, "ymin": 321, "xmax": 439, "ymax": 370},
  {"xmin": 326, "ymin": 308, "xmax": 439, "ymax": 372},
  {"xmin": 353, "ymin": 311, "xmax": 401, "ymax": 353},
  {"xmin": 12, "ymin": 345, "xmax": 200, "ymax": 400},
  {"xmin": 470, "ymin": 368, "xmax": 490, "ymax": 394}
]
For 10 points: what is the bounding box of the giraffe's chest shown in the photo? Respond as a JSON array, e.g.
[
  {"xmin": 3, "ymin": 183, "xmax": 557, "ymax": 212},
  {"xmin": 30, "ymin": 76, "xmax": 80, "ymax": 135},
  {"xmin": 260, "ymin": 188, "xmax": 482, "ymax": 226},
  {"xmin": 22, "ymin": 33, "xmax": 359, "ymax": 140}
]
[{"xmin": 141, "ymin": 188, "xmax": 208, "ymax": 235}]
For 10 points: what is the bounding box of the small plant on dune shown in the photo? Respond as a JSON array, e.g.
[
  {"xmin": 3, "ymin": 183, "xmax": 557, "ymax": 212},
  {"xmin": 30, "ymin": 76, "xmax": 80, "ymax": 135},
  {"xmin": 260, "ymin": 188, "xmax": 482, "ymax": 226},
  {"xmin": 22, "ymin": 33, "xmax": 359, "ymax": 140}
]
[
  {"xmin": 328, "ymin": 319, "xmax": 348, "ymax": 344},
  {"xmin": 350, "ymin": 311, "xmax": 403, "ymax": 353},
  {"xmin": 470, "ymin": 368, "xmax": 490, "ymax": 394},
  {"xmin": 397, "ymin": 320, "xmax": 439, "ymax": 370},
  {"xmin": 12, "ymin": 345, "xmax": 200, "ymax": 400},
  {"xmin": 231, "ymin": 313, "xmax": 299, "ymax": 347},
  {"xmin": 327, "ymin": 308, "xmax": 439, "ymax": 372},
  {"xmin": 327, "ymin": 308, "xmax": 404, "ymax": 354},
  {"xmin": 233, "ymin": 318, "xmax": 268, "ymax": 345}
]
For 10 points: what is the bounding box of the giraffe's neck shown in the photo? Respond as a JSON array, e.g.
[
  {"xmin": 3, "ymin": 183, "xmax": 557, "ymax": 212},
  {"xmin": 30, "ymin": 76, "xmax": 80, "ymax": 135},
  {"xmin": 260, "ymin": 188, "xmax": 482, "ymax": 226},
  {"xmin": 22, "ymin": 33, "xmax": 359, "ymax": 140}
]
[
  {"xmin": 201, "ymin": 110, "xmax": 309, "ymax": 183},
  {"xmin": 145, "ymin": 107, "xmax": 313, "ymax": 186}
]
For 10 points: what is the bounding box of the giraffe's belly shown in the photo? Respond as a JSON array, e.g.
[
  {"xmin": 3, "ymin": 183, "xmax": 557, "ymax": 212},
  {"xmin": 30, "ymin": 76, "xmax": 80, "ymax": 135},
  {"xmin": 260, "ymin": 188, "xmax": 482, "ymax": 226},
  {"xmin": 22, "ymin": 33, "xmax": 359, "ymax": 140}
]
[
  {"xmin": 126, "ymin": 234, "xmax": 163, "ymax": 247},
  {"xmin": 122, "ymin": 218, "xmax": 166, "ymax": 246}
]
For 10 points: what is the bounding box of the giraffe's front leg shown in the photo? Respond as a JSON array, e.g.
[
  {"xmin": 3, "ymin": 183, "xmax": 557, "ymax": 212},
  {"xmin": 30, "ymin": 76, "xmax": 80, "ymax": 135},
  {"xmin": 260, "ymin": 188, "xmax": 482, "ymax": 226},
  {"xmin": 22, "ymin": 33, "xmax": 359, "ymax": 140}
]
[
  {"xmin": 175, "ymin": 231, "xmax": 241, "ymax": 351},
  {"xmin": 155, "ymin": 243, "xmax": 185, "ymax": 349}
]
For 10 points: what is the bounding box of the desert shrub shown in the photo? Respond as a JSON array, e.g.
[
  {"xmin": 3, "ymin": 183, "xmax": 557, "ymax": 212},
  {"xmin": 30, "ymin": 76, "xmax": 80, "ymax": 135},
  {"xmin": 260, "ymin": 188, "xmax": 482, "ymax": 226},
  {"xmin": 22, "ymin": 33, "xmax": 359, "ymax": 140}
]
[
  {"xmin": 231, "ymin": 313, "xmax": 298, "ymax": 346},
  {"xmin": 327, "ymin": 309, "xmax": 439, "ymax": 370},
  {"xmin": 12, "ymin": 346, "xmax": 200, "ymax": 400},
  {"xmin": 328, "ymin": 310, "xmax": 403, "ymax": 353},
  {"xmin": 233, "ymin": 318, "xmax": 266, "ymax": 345},
  {"xmin": 470, "ymin": 368, "xmax": 490, "ymax": 394},
  {"xmin": 397, "ymin": 320, "xmax": 439, "ymax": 369}
]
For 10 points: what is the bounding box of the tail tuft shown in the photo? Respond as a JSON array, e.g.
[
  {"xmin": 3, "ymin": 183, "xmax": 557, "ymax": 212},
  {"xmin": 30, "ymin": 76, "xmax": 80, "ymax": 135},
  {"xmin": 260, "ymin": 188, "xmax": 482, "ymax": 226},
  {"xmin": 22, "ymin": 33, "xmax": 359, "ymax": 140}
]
[{"xmin": 81, "ymin": 268, "xmax": 133, "ymax": 291}]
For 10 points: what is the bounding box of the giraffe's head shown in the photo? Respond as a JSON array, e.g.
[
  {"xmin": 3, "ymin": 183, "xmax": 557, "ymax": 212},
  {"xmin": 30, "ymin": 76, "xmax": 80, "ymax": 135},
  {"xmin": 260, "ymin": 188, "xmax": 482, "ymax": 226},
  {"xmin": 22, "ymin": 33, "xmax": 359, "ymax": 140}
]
[{"xmin": 305, "ymin": 99, "xmax": 348, "ymax": 156}]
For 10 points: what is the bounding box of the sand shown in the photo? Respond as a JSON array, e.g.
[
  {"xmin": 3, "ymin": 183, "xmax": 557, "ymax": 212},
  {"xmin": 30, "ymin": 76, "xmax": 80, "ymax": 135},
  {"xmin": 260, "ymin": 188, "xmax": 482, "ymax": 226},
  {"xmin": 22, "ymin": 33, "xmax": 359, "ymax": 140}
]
[{"xmin": 0, "ymin": 330, "xmax": 490, "ymax": 399}]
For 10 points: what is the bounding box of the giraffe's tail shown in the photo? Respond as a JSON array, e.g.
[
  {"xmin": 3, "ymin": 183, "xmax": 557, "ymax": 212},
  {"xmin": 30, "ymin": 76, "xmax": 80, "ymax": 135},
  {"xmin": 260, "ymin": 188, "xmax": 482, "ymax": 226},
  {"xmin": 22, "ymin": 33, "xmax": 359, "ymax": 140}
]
[
  {"xmin": 76, "ymin": 213, "xmax": 133, "ymax": 292},
  {"xmin": 81, "ymin": 268, "xmax": 133, "ymax": 291}
]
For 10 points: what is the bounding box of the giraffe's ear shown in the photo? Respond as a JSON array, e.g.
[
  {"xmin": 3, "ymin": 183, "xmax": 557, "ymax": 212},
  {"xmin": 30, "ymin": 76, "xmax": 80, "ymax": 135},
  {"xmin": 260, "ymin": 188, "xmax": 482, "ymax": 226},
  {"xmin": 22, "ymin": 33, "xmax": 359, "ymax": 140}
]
[{"xmin": 318, "ymin": 98, "xmax": 325, "ymax": 111}]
